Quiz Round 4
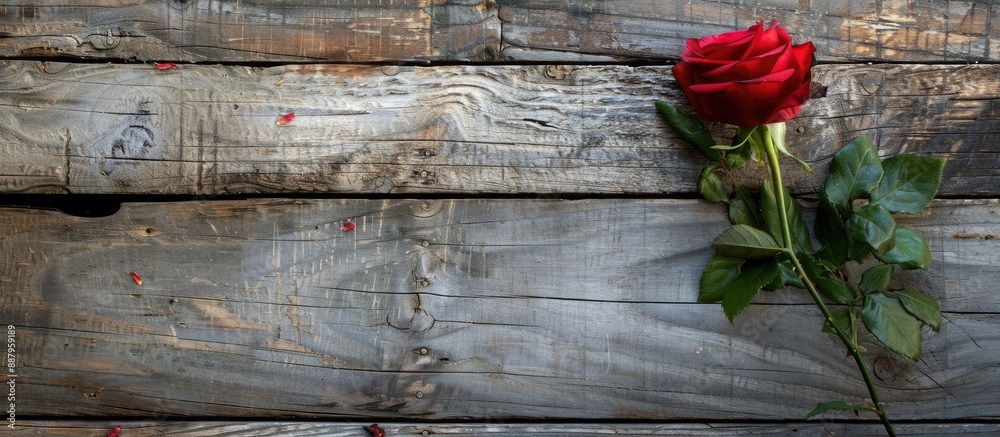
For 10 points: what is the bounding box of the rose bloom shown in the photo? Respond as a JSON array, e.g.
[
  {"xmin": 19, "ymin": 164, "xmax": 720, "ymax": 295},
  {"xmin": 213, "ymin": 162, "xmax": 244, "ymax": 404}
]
[{"xmin": 672, "ymin": 19, "xmax": 816, "ymax": 127}]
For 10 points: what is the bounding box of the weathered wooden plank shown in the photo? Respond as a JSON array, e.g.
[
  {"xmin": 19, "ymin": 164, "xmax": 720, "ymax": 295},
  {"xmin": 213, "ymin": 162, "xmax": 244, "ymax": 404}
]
[
  {"xmin": 1, "ymin": 62, "xmax": 998, "ymax": 196},
  {"xmin": 0, "ymin": 0, "xmax": 500, "ymax": 62},
  {"xmin": 1, "ymin": 1, "xmax": 995, "ymax": 64},
  {"xmin": 2, "ymin": 199, "xmax": 997, "ymax": 419},
  {"xmin": 15, "ymin": 421, "xmax": 1000, "ymax": 436},
  {"xmin": 499, "ymin": 0, "xmax": 1000, "ymax": 62}
]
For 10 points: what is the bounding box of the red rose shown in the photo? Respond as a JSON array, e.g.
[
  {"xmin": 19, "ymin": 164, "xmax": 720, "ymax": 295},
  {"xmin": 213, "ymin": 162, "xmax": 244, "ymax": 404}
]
[{"xmin": 672, "ymin": 19, "xmax": 815, "ymax": 127}]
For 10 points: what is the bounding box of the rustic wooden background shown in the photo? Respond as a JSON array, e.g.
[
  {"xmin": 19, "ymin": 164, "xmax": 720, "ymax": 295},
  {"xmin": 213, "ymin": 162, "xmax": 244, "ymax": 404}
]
[{"xmin": 2, "ymin": 1, "xmax": 999, "ymax": 436}]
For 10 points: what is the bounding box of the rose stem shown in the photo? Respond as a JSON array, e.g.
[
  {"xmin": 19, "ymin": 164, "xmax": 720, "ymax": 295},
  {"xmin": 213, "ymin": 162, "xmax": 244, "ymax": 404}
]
[{"xmin": 760, "ymin": 124, "xmax": 896, "ymax": 437}]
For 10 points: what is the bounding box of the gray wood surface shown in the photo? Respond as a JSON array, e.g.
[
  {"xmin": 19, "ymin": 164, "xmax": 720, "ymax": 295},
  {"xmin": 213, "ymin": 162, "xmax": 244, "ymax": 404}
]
[
  {"xmin": 2, "ymin": 199, "xmax": 996, "ymax": 420},
  {"xmin": 3, "ymin": 0, "xmax": 998, "ymax": 431},
  {"xmin": 0, "ymin": 1, "xmax": 995, "ymax": 63},
  {"xmin": 0, "ymin": 0, "xmax": 500, "ymax": 62},
  {"xmin": 1, "ymin": 62, "xmax": 997, "ymax": 196},
  {"xmin": 15, "ymin": 421, "xmax": 1000, "ymax": 436},
  {"xmin": 499, "ymin": 0, "xmax": 1000, "ymax": 62}
]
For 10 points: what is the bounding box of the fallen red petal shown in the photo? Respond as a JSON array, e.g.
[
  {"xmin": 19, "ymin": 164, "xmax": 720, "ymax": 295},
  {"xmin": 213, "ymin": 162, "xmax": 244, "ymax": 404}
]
[
  {"xmin": 106, "ymin": 425, "xmax": 122, "ymax": 437},
  {"xmin": 130, "ymin": 271, "xmax": 143, "ymax": 286},
  {"xmin": 364, "ymin": 424, "xmax": 385, "ymax": 437},
  {"xmin": 341, "ymin": 222, "xmax": 356, "ymax": 232},
  {"xmin": 153, "ymin": 62, "xmax": 178, "ymax": 70},
  {"xmin": 277, "ymin": 112, "xmax": 296, "ymax": 125}
]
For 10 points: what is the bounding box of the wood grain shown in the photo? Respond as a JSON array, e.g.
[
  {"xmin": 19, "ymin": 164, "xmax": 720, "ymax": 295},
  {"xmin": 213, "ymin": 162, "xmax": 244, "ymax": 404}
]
[
  {"xmin": 3, "ymin": 0, "xmax": 995, "ymax": 430},
  {"xmin": 16, "ymin": 421, "xmax": 1000, "ymax": 436},
  {"xmin": 0, "ymin": 0, "xmax": 500, "ymax": 62},
  {"xmin": 499, "ymin": 0, "xmax": 1000, "ymax": 62},
  {"xmin": 1, "ymin": 62, "xmax": 998, "ymax": 196},
  {"xmin": 1, "ymin": 1, "xmax": 996, "ymax": 63},
  {"xmin": 2, "ymin": 199, "xmax": 997, "ymax": 419}
]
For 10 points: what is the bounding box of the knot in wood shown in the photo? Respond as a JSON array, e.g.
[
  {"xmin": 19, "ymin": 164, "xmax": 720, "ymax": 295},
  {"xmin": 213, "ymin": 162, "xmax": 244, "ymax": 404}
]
[
  {"xmin": 544, "ymin": 65, "xmax": 572, "ymax": 80},
  {"xmin": 87, "ymin": 29, "xmax": 121, "ymax": 51},
  {"xmin": 409, "ymin": 200, "xmax": 442, "ymax": 218},
  {"xmin": 381, "ymin": 65, "xmax": 400, "ymax": 76},
  {"xmin": 861, "ymin": 72, "xmax": 884, "ymax": 95},
  {"xmin": 873, "ymin": 356, "xmax": 898, "ymax": 381}
]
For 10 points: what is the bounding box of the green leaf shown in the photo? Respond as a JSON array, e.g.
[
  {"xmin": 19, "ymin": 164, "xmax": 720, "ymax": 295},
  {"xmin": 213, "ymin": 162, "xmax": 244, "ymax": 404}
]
[
  {"xmin": 798, "ymin": 253, "xmax": 857, "ymax": 304},
  {"xmin": 846, "ymin": 233, "xmax": 872, "ymax": 263},
  {"xmin": 887, "ymin": 289, "xmax": 942, "ymax": 332},
  {"xmin": 815, "ymin": 199, "xmax": 848, "ymax": 266},
  {"xmin": 760, "ymin": 180, "xmax": 812, "ymax": 251},
  {"xmin": 712, "ymin": 225, "xmax": 784, "ymax": 259},
  {"xmin": 712, "ymin": 126, "xmax": 756, "ymax": 151},
  {"xmin": 698, "ymin": 164, "xmax": 729, "ymax": 203},
  {"xmin": 871, "ymin": 154, "xmax": 945, "ymax": 213},
  {"xmin": 768, "ymin": 122, "xmax": 815, "ymax": 174},
  {"xmin": 761, "ymin": 259, "xmax": 801, "ymax": 291},
  {"xmin": 815, "ymin": 274, "xmax": 859, "ymax": 304},
  {"xmin": 858, "ymin": 264, "xmax": 893, "ymax": 295},
  {"xmin": 747, "ymin": 127, "xmax": 767, "ymax": 169},
  {"xmin": 822, "ymin": 308, "xmax": 853, "ymax": 335},
  {"xmin": 656, "ymin": 102, "xmax": 722, "ymax": 161},
  {"xmin": 728, "ymin": 197, "xmax": 756, "ymax": 227},
  {"xmin": 711, "ymin": 144, "xmax": 743, "ymax": 151},
  {"xmin": 725, "ymin": 141, "xmax": 752, "ymax": 170},
  {"xmin": 797, "ymin": 251, "xmax": 837, "ymax": 278},
  {"xmin": 721, "ymin": 260, "xmax": 780, "ymax": 322},
  {"xmin": 807, "ymin": 400, "xmax": 875, "ymax": 419},
  {"xmin": 847, "ymin": 203, "xmax": 897, "ymax": 256},
  {"xmin": 760, "ymin": 182, "xmax": 782, "ymax": 244},
  {"xmin": 875, "ymin": 226, "xmax": 931, "ymax": 270},
  {"xmin": 699, "ymin": 256, "xmax": 780, "ymax": 322},
  {"xmin": 699, "ymin": 254, "xmax": 743, "ymax": 302},
  {"xmin": 762, "ymin": 265, "xmax": 786, "ymax": 291},
  {"xmin": 728, "ymin": 185, "xmax": 762, "ymax": 228},
  {"xmin": 822, "ymin": 135, "xmax": 883, "ymax": 217},
  {"xmin": 777, "ymin": 259, "xmax": 805, "ymax": 289},
  {"xmin": 862, "ymin": 293, "xmax": 923, "ymax": 361},
  {"xmin": 719, "ymin": 125, "xmax": 757, "ymax": 151}
]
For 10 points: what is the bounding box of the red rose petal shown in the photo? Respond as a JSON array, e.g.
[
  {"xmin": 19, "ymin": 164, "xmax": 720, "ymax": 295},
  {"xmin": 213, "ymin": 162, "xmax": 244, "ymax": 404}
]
[
  {"xmin": 364, "ymin": 423, "xmax": 385, "ymax": 437},
  {"xmin": 106, "ymin": 425, "xmax": 122, "ymax": 437},
  {"xmin": 671, "ymin": 19, "xmax": 814, "ymax": 126},
  {"xmin": 277, "ymin": 112, "xmax": 296, "ymax": 125},
  {"xmin": 130, "ymin": 271, "xmax": 143, "ymax": 286},
  {"xmin": 341, "ymin": 222, "xmax": 356, "ymax": 232},
  {"xmin": 153, "ymin": 62, "xmax": 178, "ymax": 70}
]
